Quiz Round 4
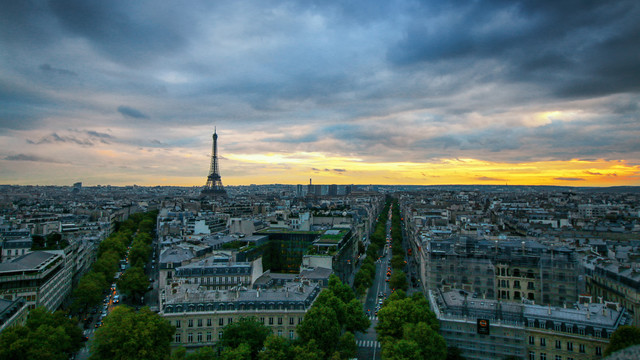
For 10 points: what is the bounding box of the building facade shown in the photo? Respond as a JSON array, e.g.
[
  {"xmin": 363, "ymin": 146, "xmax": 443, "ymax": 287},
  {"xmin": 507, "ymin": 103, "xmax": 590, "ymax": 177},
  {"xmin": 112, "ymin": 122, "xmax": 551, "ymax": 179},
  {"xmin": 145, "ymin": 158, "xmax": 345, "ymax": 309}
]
[
  {"xmin": 430, "ymin": 289, "xmax": 631, "ymax": 360},
  {"xmin": 160, "ymin": 281, "xmax": 320, "ymax": 348}
]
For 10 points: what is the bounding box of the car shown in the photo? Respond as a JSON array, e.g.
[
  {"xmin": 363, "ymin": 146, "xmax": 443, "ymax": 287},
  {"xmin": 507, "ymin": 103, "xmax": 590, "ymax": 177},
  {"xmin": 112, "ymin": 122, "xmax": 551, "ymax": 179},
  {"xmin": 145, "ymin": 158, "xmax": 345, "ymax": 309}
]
[
  {"xmin": 378, "ymin": 299, "xmax": 383, "ymax": 305},
  {"xmin": 95, "ymin": 321, "xmax": 102, "ymax": 328},
  {"xmin": 113, "ymin": 295, "xmax": 120, "ymax": 304}
]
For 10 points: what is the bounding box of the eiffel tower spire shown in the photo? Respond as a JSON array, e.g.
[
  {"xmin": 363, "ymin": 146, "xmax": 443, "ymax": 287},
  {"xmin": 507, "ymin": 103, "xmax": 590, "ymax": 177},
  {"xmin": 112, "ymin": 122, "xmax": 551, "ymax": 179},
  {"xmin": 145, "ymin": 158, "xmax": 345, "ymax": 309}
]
[{"xmin": 202, "ymin": 128, "xmax": 227, "ymax": 198}]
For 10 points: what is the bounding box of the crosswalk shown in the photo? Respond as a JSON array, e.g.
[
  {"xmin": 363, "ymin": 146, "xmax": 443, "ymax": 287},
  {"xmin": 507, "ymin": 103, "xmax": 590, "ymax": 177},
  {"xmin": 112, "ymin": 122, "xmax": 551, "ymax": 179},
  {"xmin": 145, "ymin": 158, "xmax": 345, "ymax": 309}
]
[
  {"xmin": 357, "ymin": 340, "xmax": 381, "ymax": 348},
  {"xmin": 368, "ymin": 315, "xmax": 378, "ymax": 321}
]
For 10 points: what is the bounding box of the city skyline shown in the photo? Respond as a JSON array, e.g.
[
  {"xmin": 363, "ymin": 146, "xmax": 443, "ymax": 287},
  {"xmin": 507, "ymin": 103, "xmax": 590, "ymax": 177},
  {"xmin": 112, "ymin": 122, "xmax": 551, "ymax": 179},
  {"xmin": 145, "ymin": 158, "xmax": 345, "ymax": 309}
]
[{"xmin": 1, "ymin": 1, "xmax": 639, "ymax": 187}]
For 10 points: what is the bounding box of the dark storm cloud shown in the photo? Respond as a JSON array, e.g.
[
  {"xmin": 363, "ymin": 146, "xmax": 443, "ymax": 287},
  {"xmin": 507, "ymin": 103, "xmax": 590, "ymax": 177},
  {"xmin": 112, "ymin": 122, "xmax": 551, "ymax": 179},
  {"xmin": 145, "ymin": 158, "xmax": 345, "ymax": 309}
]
[
  {"xmin": 26, "ymin": 130, "xmax": 114, "ymax": 146},
  {"xmin": 117, "ymin": 106, "xmax": 149, "ymax": 119},
  {"xmin": 1, "ymin": 0, "xmax": 640, "ymax": 185},
  {"xmin": 4, "ymin": 154, "xmax": 60, "ymax": 163},
  {"xmin": 389, "ymin": 0, "xmax": 640, "ymax": 99},
  {"xmin": 39, "ymin": 64, "xmax": 77, "ymax": 76},
  {"xmin": 48, "ymin": 0, "xmax": 188, "ymax": 66}
]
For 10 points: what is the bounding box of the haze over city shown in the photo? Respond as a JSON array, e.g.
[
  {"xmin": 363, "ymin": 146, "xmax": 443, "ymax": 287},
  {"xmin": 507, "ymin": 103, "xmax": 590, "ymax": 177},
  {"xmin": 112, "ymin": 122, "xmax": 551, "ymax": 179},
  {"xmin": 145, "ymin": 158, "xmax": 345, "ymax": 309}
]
[{"xmin": 1, "ymin": 1, "xmax": 639, "ymax": 187}]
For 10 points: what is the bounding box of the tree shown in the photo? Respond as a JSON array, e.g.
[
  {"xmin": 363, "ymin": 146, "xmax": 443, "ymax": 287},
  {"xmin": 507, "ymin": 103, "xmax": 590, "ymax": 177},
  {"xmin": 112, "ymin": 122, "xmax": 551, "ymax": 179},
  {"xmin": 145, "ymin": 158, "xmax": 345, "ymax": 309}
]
[
  {"xmin": 381, "ymin": 339, "xmax": 422, "ymax": 360},
  {"xmin": 376, "ymin": 294, "xmax": 438, "ymax": 340},
  {"xmin": 389, "ymin": 270, "xmax": 408, "ymax": 291},
  {"xmin": 605, "ymin": 325, "xmax": 640, "ymax": 356},
  {"xmin": 391, "ymin": 254, "xmax": 405, "ymax": 270},
  {"xmin": 72, "ymin": 271, "xmax": 107, "ymax": 312},
  {"xmin": 296, "ymin": 305, "xmax": 341, "ymax": 358},
  {"xmin": 90, "ymin": 306, "xmax": 174, "ymax": 360},
  {"xmin": 118, "ymin": 266, "xmax": 149, "ymax": 302},
  {"xmin": 259, "ymin": 335, "xmax": 291, "ymax": 360},
  {"xmin": 344, "ymin": 298, "xmax": 370, "ymax": 333},
  {"xmin": 336, "ymin": 332, "xmax": 357, "ymax": 359},
  {"xmin": 328, "ymin": 274, "xmax": 355, "ymax": 304},
  {"xmin": 220, "ymin": 343, "xmax": 251, "ymax": 360},
  {"xmin": 220, "ymin": 317, "xmax": 271, "ymax": 360},
  {"xmin": 289, "ymin": 339, "xmax": 324, "ymax": 360},
  {"xmin": 0, "ymin": 307, "xmax": 83, "ymax": 360},
  {"xmin": 402, "ymin": 322, "xmax": 447, "ymax": 360},
  {"xmin": 128, "ymin": 241, "xmax": 151, "ymax": 268}
]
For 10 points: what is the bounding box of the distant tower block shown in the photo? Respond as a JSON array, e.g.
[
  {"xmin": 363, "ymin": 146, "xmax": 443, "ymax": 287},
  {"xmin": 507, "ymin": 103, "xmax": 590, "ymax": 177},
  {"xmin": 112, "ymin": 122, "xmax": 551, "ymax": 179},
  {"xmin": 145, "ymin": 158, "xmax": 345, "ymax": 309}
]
[{"xmin": 201, "ymin": 128, "xmax": 227, "ymax": 198}]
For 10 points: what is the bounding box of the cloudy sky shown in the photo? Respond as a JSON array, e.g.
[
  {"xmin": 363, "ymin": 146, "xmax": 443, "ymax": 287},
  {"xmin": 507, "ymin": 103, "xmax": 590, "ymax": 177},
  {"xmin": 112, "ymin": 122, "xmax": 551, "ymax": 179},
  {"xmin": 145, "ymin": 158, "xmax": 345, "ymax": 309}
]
[{"xmin": 1, "ymin": 0, "xmax": 639, "ymax": 187}]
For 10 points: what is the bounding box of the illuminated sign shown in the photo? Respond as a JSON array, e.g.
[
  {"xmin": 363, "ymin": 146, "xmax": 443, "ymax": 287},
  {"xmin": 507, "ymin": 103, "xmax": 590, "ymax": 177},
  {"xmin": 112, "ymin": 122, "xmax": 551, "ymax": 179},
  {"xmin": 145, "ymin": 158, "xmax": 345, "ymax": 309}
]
[{"xmin": 477, "ymin": 319, "xmax": 490, "ymax": 335}]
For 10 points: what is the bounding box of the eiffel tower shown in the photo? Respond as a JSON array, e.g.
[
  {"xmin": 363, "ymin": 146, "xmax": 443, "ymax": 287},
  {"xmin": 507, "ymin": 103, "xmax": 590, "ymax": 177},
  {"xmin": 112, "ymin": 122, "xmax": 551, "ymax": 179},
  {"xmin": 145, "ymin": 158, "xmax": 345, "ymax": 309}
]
[{"xmin": 201, "ymin": 128, "xmax": 227, "ymax": 198}]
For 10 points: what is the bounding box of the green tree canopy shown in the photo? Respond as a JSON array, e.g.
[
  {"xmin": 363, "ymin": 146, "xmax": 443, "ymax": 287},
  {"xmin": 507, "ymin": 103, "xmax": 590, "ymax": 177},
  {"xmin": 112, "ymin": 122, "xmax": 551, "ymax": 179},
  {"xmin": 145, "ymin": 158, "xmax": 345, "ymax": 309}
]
[
  {"xmin": 389, "ymin": 270, "xmax": 408, "ymax": 291},
  {"xmin": 605, "ymin": 325, "xmax": 640, "ymax": 356},
  {"xmin": 258, "ymin": 335, "xmax": 290, "ymax": 360},
  {"xmin": 72, "ymin": 271, "xmax": 107, "ymax": 312},
  {"xmin": 220, "ymin": 317, "xmax": 272, "ymax": 360},
  {"xmin": 0, "ymin": 307, "xmax": 83, "ymax": 360},
  {"xmin": 296, "ymin": 304, "xmax": 341, "ymax": 358},
  {"xmin": 90, "ymin": 306, "xmax": 174, "ymax": 360},
  {"xmin": 118, "ymin": 266, "xmax": 149, "ymax": 302}
]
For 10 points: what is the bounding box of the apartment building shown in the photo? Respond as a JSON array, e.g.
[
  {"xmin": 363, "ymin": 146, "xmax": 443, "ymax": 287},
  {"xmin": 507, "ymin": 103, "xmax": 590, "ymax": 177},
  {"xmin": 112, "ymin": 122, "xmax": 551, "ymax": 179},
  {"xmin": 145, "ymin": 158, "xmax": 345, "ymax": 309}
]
[
  {"xmin": 430, "ymin": 289, "xmax": 631, "ymax": 360},
  {"xmin": 161, "ymin": 281, "xmax": 320, "ymax": 348}
]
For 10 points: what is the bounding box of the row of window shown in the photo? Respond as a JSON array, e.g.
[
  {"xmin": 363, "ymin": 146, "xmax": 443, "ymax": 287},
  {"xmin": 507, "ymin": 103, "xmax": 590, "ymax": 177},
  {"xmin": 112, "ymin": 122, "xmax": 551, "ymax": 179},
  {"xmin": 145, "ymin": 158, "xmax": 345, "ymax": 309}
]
[
  {"xmin": 174, "ymin": 330, "xmax": 297, "ymax": 344},
  {"xmin": 528, "ymin": 336, "xmax": 585, "ymax": 352},
  {"xmin": 164, "ymin": 302, "xmax": 308, "ymax": 313},
  {"xmin": 175, "ymin": 316, "xmax": 303, "ymax": 328},
  {"xmin": 526, "ymin": 320, "xmax": 608, "ymax": 338},
  {"xmin": 528, "ymin": 347, "xmax": 601, "ymax": 360}
]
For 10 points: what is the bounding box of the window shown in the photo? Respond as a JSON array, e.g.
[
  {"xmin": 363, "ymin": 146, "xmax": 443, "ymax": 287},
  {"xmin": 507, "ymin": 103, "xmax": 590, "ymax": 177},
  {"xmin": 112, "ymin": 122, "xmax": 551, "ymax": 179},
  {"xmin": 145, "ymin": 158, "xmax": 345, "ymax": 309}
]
[
  {"xmin": 278, "ymin": 317, "xmax": 283, "ymax": 325},
  {"xmin": 540, "ymin": 338, "xmax": 546, "ymax": 347},
  {"xmin": 595, "ymin": 347, "xmax": 602, "ymax": 356},
  {"xmin": 197, "ymin": 332, "xmax": 202, "ymax": 342},
  {"xmin": 529, "ymin": 336, "xmax": 535, "ymax": 345},
  {"xmin": 207, "ymin": 318, "xmax": 212, "ymax": 327},
  {"xmin": 197, "ymin": 319, "xmax": 202, "ymax": 327},
  {"xmin": 289, "ymin": 330, "xmax": 295, "ymax": 339},
  {"xmin": 555, "ymin": 340, "xmax": 561, "ymax": 349},
  {"xmin": 176, "ymin": 320, "xmax": 181, "ymax": 328},
  {"xmin": 260, "ymin": 317, "xmax": 265, "ymax": 324},
  {"xmin": 207, "ymin": 332, "xmax": 212, "ymax": 342},
  {"xmin": 555, "ymin": 324, "xmax": 561, "ymax": 331},
  {"xmin": 579, "ymin": 344, "xmax": 585, "ymax": 353},
  {"xmin": 277, "ymin": 330, "xmax": 283, "ymax": 337},
  {"xmin": 187, "ymin": 333, "xmax": 193, "ymax": 343},
  {"xmin": 218, "ymin": 331, "xmax": 223, "ymax": 339},
  {"xmin": 540, "ymin": 353, "xmax": 547, "ymax": 360},
  {"xmin": 555, "ymin": 356, "xmax": 561, "ymax": 360},
  {"xmin": 529, "ymin": 351, "xmax": 535, "ymax": 360},
  {"xmin": 290, "ymin": 317, "xmax": 294, "ymax": 325},
  {"xmin": 567, "ymin": 342, "xmax": 573, "ymax": 351},
  {"xmin": 578, "ymin": 328, "xmax": 585, "ymax": 335},
  {"xmin": 188, "ymin": 319, "xmax": 193, "ymax": 327},
  {"xmin": 219, "ymin": 318, "xmax": 224, "ymax": 326},
  {"xmin": 175, "ymin": 333, "xmax": 181, "ymax": 343},
  {"xmin": 228, "ymin": 318, "xmax": 233, "ymax": 324},
  {"xmin": 595, "ymin": 329, "xmax": 601, "ymax": 338},
  {"xmin": 298, "ymin": 317, "xmax": 303, "ymax": 324},
  {"xmin": 269, "ymin": 317, "xmax": 274, "ymax": 325}
]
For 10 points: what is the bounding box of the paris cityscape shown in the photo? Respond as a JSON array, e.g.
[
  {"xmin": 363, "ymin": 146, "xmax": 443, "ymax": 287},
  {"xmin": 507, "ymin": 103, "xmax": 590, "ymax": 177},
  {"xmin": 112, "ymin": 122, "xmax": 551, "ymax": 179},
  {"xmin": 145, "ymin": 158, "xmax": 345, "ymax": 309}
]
[{"xmin": 1, "ymin": 1, "xmax": 640, "ymax": 360}]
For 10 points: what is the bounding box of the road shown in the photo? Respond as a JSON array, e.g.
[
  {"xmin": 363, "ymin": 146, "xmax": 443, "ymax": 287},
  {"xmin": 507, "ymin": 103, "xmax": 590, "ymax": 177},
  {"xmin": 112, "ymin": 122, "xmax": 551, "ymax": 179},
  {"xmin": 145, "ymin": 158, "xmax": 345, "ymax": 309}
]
[{"xmin": 355, "ymin": 207, "xmax": 394, "ymax": 360}]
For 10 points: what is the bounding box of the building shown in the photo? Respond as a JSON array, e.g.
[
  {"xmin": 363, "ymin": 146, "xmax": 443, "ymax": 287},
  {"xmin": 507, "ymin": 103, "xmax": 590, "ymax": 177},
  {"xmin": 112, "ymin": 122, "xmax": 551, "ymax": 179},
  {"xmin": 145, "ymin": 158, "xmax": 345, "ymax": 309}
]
[
  {"xmin": 585, "ymin": 262, "xmax": 640, "ymax": 328},
  {"xmin": 423, "ymin": 237, "xmax": 579, "ymax": 306},
  {"xmin": 160, "ymin": 281, "xmax": 321, "ymax": 348},
  {"xmin": 0, "ymin": 297, "xmax": 28, "ymax": 333},
  {"xmin": 0, "ymin": 251, "xmax": 71, "ymax": 311},
  {"xmin": 430, "ymin": 289, "xmax": 631, "ymax": 360},
  {"xmin": 1, "ymin": 237, "xmax": 32, "ymax": 262}
]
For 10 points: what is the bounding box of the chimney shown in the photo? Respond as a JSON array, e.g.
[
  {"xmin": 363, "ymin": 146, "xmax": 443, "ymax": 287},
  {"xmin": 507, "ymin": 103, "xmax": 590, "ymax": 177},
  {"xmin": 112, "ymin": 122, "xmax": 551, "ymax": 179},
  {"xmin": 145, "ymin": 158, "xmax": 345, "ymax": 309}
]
[{"xmin": 257, "ymin": 287, "xmax": 260, "ymax": 298}]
